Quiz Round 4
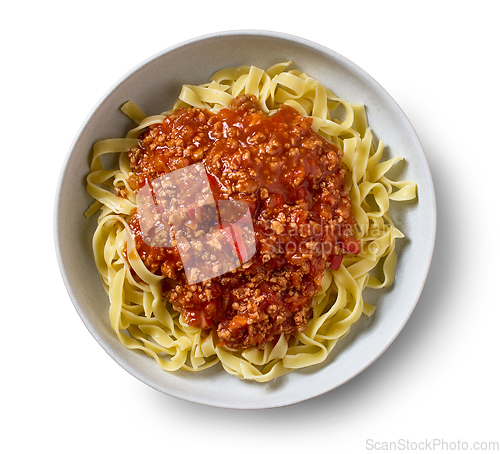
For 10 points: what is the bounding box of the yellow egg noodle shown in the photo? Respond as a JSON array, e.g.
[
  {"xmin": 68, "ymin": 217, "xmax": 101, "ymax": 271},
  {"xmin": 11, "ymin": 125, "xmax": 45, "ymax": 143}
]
[{"xmin": 86, "ymin": 62, "xmax": 417, "ymax": 382}]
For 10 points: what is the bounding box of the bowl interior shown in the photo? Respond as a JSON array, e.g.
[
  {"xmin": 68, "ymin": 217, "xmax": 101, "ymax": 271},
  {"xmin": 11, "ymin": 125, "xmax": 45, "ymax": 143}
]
[{"xmin": 55, "ymin": 31, "xmax": 435, "ymax": 409}]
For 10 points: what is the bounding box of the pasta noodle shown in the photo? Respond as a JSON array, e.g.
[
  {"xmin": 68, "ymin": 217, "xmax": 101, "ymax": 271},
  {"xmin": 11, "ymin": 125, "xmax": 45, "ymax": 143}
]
[{"xmin": 86, "ymin": 62, "xmax": 417, "ymax": 382}]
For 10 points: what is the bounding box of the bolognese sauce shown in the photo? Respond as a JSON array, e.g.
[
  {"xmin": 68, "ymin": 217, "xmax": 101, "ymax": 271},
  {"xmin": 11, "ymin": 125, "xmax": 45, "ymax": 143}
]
[{"xmin": 126, "ymin": 95, "xmax": 359, "ymax": 350}]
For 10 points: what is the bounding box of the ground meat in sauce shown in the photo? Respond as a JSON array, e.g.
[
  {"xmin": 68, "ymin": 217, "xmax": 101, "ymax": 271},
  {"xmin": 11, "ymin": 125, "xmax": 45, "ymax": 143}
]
[{"xmin": 127, "ymin": 94, "xmax": 360, "ymax": 350}]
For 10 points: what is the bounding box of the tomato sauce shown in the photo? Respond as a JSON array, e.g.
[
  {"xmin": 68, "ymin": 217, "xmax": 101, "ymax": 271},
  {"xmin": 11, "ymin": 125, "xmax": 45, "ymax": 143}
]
[{"xmin": 127, "ymin": 95, "xmax": 359, "ymax": 349}]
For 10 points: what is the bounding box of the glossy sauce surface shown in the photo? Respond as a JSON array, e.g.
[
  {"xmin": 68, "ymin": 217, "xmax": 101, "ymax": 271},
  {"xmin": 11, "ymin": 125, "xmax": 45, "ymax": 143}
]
[{"xmin": 127, "ymin": 95, "xmax": 359, "ymax": 349}]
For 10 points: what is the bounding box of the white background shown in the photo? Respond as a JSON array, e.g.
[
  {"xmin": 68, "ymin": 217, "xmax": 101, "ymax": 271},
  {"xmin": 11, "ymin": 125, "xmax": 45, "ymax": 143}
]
[{"xmin": 2, "ymin": 1, "xmax": 499, "ymax": 452}]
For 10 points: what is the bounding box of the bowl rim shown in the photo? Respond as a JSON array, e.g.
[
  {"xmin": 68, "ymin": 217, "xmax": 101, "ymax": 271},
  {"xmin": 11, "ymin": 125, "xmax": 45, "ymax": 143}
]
[{"xmin": 54, "ymin": 29, "xmax": 436, "ymax": 409}]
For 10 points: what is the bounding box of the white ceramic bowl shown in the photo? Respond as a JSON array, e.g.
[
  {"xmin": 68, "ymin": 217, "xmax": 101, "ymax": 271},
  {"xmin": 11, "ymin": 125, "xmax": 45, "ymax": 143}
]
[{"xmin": 55, "ymin": 30, "xmax": 436, "ymax": 409}]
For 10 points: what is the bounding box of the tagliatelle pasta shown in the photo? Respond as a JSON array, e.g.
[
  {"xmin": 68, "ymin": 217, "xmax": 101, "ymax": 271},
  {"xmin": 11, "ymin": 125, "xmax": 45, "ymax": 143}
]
[{"xmin": 86, "ymin": 62, "xmax": 416, "ymax": 382}]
